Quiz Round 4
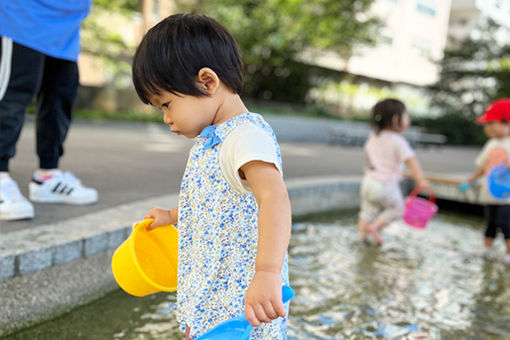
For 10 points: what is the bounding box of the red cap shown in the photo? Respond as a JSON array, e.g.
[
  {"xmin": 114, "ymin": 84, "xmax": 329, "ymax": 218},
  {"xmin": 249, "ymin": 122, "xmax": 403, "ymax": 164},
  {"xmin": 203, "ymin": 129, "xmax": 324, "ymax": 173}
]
[{"xmin": 476, "ymin": 99, "xmax": 510, "ymax": 124}]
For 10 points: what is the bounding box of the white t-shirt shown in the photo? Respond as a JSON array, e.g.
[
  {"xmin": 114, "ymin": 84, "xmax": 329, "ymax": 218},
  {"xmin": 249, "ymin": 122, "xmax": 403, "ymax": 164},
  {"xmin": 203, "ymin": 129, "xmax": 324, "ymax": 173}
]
[
  {"xmin": 219, "ymin": 123, "xmax": 282, "ymax": 193},
  {"xmin": 364, "ymin": 130, "xmax": 415, "ymax": 183},
  {"xmin": 475, "ymin": 136, "xmax": 510, "ymax": 204}
]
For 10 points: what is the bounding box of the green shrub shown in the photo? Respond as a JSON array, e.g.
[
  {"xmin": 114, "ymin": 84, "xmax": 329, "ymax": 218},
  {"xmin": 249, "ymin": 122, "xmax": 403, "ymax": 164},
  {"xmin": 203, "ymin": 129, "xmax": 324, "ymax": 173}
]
[{"xmin": 413, "ymin": 113, "xmax": 486, "ymax": 145}]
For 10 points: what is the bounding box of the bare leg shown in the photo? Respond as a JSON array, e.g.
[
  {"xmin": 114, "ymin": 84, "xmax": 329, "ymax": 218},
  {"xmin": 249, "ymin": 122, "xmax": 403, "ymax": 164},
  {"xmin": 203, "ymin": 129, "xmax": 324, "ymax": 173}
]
[
  {"xmin": 186, "ymin": 326, "xmax": 193, "ymax": 340},
  {"xmin": 366, "ymin": 215, "xmax": 386, "ymax": 245},
  {"xmin": 479, "ymin": 237, "xmax": 496, "ymax": 259},
  {"xmin": 484, "ymin": 237, "xmax": 494, "ymax": 249},
  {"xmin": 505, "ymin": 239, "xmax": 510, "ymax": 255},
  {"xmin": 501, "ymin": 239, "xmax": 510, "ymax": 265},
  {"xmin": 358, "ymin": 217, "xmax": 370, "ymax": 242}
]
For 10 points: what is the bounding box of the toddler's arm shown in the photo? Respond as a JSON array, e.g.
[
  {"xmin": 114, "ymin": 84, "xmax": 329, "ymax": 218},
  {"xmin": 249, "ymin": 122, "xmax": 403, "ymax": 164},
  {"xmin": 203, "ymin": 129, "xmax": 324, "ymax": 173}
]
[
  {"xmin": 406, "ymin": 156, "xmax": 431, "ymax": 190},
  {"xmin": 467, "ymin": 167, "xmax": 484, "ymax": 184},
  {"xmin": 240, "ymin": 160, "xmax": 291, "ymax": 327},
  {"xmin": 144, "ymin": 206, "xmax": 178, "ymax": 230}
]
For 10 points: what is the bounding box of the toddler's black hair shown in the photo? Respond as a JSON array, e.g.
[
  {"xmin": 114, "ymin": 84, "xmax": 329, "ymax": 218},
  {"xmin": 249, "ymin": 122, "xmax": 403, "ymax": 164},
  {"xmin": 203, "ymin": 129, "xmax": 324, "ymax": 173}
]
[
  {"xmin": 132, "ymin": 13, "xmax": 243, "ymax": 104},
  {"xmin": 371, "ymin": 98, "xmax": 406, "ymax": 133}
]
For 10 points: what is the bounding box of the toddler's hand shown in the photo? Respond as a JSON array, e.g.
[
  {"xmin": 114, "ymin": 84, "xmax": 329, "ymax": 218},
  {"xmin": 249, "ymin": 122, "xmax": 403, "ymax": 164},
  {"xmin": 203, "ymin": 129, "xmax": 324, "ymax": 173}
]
[
  {"xmin": 459, "ymin": 182, "xmax": 470, "ymax": 191},
  {"xmin": 244, "ymin": 271, "xmax": 285, "ymax": 327},
  {"xmin": 143, "ymin": 207, "xmax": 174, "ymax": 230}
]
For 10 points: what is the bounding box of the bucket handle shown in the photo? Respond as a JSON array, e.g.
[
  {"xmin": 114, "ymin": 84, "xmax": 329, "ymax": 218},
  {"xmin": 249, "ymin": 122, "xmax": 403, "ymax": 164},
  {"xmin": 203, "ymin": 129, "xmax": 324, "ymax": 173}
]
[{"xmin": 408, "ymin": 186, "xmax": 436, "ymax": 204}]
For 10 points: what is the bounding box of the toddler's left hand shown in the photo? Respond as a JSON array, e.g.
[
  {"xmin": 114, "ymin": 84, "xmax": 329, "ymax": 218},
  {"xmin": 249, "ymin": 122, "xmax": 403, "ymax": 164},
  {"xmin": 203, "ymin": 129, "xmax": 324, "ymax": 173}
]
[{"xmin": 244, "ymin": 271, "xmax": 285, "ymax": 327}]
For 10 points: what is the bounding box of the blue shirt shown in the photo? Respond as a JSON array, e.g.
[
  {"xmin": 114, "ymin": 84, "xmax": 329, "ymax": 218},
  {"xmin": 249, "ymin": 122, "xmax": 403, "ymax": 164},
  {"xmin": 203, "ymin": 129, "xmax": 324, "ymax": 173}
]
[{"xmin": 0, "ymin": 0, "xmax": 91, "ymax": 61}]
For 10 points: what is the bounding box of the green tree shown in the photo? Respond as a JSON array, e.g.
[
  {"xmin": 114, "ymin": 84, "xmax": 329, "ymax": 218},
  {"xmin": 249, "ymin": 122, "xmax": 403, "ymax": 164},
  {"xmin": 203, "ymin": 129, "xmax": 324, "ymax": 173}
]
[
  {"xmin": 424, "ymin": 19, "xmax": 510, "ymax": 144},
  {"xmin": 177, "ymin": 0, "xmax": 379, "ymax": 102},
  {"xmin": 81, "ymin": 0, "xmax": 139, "ymax": 85},
  {"xmin": 429, "ymin": 18, "xmax": 510, "ymax": 120}
]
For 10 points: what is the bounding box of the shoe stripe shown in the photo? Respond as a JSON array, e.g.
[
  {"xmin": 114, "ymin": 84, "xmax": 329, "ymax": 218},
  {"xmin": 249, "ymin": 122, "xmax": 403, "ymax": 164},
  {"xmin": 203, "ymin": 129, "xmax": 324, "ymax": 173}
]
[
  {"xmin": 67, "ymin": 188, "xmax": 74, "ymax": 195},
  {"xmin": 59, "ymin": 185, "xmax": 68, "ymax": 194},
  {"xmin": 52, "ymin": 182, "xmax": 61, "ymax": 192}
]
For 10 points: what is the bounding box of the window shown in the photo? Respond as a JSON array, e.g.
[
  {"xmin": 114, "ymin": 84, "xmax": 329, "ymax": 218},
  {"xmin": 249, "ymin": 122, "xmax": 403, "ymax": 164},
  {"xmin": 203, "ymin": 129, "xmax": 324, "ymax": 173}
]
[{"xmin": 416, "ymin": 0, "xmax": 436, "ymax": 16}]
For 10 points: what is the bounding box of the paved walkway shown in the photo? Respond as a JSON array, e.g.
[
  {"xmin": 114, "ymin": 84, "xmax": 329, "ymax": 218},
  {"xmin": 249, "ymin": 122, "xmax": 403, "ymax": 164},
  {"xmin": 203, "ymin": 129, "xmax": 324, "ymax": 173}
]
[{"xmin": 1, "ymin": 115, "xmax": 478, "ymax": 234}]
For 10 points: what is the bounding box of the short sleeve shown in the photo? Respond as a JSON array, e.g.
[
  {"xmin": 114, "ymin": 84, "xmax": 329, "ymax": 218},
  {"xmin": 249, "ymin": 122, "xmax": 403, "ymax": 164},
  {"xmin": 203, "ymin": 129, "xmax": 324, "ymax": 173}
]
[
  {"xmin": 219, "ymin": 123, "xmax": 282, "ymax": 193},
  {"xmin": 395, "ymin": 135, "xmax": 415, "ymax": 162}
]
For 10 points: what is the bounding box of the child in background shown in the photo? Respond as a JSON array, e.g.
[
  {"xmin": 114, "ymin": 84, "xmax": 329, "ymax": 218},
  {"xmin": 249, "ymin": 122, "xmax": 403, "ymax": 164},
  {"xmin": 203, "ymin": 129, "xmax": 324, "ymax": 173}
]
[
  {"xmin": 464, "ymin": 99, "xmax": 510, "ymax": 264},
  {"xmin": 359, "ymin": 98, "xmax": 430, "ymax": 245},
  {"xmin": 131, "ymin": 14, "xmax": 291, "ymax": 339}
]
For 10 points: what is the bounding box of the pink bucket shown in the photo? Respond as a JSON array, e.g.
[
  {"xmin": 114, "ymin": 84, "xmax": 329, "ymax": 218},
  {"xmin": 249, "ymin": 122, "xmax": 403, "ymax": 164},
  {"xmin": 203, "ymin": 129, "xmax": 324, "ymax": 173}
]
[{"xmin": 403, "ymin": 188, "xmax": 438, "ymax": 229}]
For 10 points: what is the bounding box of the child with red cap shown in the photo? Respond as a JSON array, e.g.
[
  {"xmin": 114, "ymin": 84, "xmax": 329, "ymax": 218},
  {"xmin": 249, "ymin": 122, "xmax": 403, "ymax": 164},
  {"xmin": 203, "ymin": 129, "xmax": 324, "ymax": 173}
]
[{"xmin": 465, "ymin": 99, "xmax": 510, "ymax": 264}]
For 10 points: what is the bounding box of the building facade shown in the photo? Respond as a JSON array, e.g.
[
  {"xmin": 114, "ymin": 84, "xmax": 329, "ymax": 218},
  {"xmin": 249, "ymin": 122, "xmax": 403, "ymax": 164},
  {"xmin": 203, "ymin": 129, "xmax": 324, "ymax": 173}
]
[{"xmin": 449, "ymin": 0, "xmax": 510, "ymax": 41}]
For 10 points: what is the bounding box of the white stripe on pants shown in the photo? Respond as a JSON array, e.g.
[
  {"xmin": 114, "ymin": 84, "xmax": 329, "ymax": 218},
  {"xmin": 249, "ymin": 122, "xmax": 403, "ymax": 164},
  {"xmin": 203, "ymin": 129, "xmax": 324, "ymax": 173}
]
[{"xmin": 0, "ymin": 37, "xmax": 13, "ymax": 101}]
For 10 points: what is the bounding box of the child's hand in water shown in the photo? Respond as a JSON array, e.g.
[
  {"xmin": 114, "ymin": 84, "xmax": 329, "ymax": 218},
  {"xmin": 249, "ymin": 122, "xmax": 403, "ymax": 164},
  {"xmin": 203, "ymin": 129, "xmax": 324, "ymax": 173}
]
[
  {"xmin": 244, "ymin": 270, "xmax": 285, "ymax": 327},
  {"xmin": 143, "ymin": 207, "xmax": 176, "ymax": 230}
]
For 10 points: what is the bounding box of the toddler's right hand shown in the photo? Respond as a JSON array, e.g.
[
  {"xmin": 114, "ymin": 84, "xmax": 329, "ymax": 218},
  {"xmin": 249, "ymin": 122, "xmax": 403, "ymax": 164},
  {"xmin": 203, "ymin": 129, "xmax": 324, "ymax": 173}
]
[{"xmin": 144, "ymin": 208, "xmax": 175, "ymax": 230}]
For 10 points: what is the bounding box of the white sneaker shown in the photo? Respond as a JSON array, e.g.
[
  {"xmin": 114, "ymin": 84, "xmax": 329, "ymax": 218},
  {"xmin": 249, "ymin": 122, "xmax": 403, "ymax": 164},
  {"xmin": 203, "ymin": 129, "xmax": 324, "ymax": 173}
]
[
  {"xmin": 29, "ymin": 170, "xmax": 98, "ymax": 205},
  {"xmin": 0, "ymin": 177, "xmax": 34, "ymax": 220}
]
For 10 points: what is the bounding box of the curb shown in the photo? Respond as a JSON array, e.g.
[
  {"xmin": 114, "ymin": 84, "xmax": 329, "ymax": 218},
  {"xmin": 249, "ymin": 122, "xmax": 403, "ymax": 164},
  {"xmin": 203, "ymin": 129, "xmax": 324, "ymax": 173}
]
[{"xmin": 0, "ymin": 194, "xmax": 179, "ymax": 281}]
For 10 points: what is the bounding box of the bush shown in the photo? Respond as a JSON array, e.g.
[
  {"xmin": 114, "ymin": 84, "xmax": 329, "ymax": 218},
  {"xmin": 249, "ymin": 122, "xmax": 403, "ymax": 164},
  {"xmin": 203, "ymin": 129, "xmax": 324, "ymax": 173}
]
[{"xmin": 413, "ymin": 113, "xmax": 486, "ymax": 145}]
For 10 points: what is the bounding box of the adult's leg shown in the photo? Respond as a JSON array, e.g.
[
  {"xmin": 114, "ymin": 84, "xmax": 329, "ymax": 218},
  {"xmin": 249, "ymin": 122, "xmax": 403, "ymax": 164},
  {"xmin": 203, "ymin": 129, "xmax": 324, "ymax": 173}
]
[
  {"xmin": 30, "ymin": 58, "xmax": 97, "ymax": 205},
  {"xmin": 0, "ymin": 38, "xmax": 44, "ymax": 171},
  {"xmin": 36, "ymin": 56, "xmax": 78, "ymax": 169}
]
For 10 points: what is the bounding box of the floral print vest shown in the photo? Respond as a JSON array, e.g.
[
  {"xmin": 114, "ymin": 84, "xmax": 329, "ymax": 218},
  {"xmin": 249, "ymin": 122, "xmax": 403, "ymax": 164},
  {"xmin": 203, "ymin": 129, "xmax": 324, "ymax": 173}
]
[{"xmin": 176, "ymin": 113, "xmax": 290, "ymax": 339}]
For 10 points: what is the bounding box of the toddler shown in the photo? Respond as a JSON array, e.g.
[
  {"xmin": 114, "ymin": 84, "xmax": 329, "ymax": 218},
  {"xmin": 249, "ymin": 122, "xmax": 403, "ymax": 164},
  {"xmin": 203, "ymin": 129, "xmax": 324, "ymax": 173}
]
[
  {"xmin": 465, "ymin": 99, "xmax": 510, "ymax": 264},
  {"xmin": 131, "ymin": 14, "xmax": 291, "ymax": 339},
  {"xmin": 359, "ymin": 98, "xmax": 430, "ymax": 245}
]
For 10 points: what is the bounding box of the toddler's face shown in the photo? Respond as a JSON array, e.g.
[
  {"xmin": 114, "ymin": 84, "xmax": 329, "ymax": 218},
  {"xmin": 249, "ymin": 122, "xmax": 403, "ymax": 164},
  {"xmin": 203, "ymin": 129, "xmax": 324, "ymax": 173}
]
[
  {"xmin": 483, "ymin": 121, "xmax": 509, "ymax": 139},
  {"xmin": 148, "ymin": 90, "xmax": 218, "ymax": 138}
]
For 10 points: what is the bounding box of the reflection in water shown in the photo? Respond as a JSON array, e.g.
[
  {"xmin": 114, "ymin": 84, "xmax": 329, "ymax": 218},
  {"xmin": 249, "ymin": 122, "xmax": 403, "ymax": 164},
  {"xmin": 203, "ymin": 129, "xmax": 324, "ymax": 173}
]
[
  {"xmin": 468, "ymin": 261, "xmax": 510, "ymax": 338},
  {"xmin": 4, "ymin": 212, "xmax": 510, "ymax": 339}
]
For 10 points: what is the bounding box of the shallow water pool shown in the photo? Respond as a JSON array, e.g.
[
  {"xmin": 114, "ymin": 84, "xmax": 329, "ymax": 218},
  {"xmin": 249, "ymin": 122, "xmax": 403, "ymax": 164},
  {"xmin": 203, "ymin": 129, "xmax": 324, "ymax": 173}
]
[{"xmin": 4, "ymin": 211, "xmax": 510, "ymax": 339}]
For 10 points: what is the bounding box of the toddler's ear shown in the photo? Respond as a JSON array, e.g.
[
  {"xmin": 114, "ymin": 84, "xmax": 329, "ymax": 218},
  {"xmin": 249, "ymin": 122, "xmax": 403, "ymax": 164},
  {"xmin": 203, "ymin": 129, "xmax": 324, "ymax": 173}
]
[{"xmin": 196, "ymin": 67, "xmax": 220, "ymax": 95}]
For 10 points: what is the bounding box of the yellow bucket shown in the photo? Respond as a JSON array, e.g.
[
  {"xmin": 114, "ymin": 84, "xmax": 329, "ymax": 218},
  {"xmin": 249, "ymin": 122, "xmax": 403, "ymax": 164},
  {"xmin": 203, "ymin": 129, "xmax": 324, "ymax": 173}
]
[{"xmin": 111, "ymin": 219, "xmax": 178, "ymax": 297}]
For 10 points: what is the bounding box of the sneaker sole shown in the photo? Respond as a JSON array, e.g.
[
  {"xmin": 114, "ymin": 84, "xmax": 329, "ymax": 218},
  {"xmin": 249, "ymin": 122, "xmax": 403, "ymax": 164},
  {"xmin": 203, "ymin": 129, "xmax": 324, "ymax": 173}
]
[{"xmin": 30, "ymin": 195, "xmax": 98, "ymax": 205}]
